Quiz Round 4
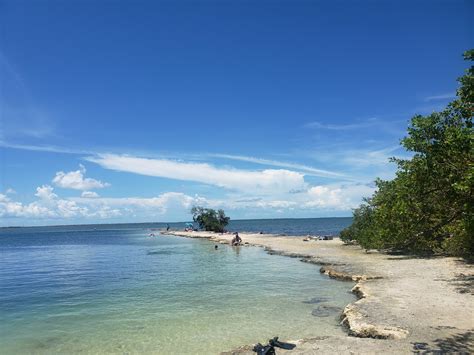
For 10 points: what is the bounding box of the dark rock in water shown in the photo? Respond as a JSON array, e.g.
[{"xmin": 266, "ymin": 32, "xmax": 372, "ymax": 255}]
[
  {"xmin": 311, "ymin": 308, "xmax": 331, "ymax": 317},
  {"xmin": 311, "ymin": 305, "xmax": 341, "ymax": 317},
  {"xmin": 147, "ymin": 249, "xmax": 186, "ymax": 255},
  {"xmin": 302, "ymin": 297, "xmax": 330, "ymax": 304}
]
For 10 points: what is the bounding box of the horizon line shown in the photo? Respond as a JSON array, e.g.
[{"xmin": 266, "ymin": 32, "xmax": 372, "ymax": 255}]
[{"xmin": 0, "ymin": 215, "xmax": 353, "ymax": 229}]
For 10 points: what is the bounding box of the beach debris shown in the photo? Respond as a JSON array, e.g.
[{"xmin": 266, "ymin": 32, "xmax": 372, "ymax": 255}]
[
  {"xmin": 269, "ymin": 337, "xmax": 296, "ymax": 350},
  {"xmin": 311, "ymin": 305, "xmax": 341, "ymax": 317},
  {"xmin": 303, "ymin": 235, "xmax": 322, "ymax": 241},
  {"xmin": 252, "ymin": 336, "xmax": 297, "ymax": 354},
  {"xmin": 302, "ymin": 234, "xmax": 335, "ymax": 241},
  {"xmin": 252, "ymin": 342, "xmax": 275, "ymax": 354},
  {"xmin": 412, "ymin": 342, "xmax": 429, "ymax": 351},
  {"xmin": 308, "ymin": 235, "xmax": 334, "ymax": 240},
  {"xmin": 320, "ymin": 235, "xmax": 334, "ymax": 240}
]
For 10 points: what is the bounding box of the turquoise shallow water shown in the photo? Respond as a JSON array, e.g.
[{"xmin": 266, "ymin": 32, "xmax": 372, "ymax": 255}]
[{"xmin": 0, "ymin": 225, "xmax": 355, "ymax": 354}]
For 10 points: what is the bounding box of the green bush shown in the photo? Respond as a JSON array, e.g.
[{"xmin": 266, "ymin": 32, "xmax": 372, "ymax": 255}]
[
  {"xmin": 191, "ymin": 206, "xmax": 230, "ymax": 233},
  {"xmin": 341, "ymin": 50, "xmax": 473, "ymax": 258}
]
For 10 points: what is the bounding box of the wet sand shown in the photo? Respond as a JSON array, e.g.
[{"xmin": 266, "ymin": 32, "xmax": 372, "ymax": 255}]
[{"xmin": 164, "ymin": 231, "xmax": 473, "ymax": 354}]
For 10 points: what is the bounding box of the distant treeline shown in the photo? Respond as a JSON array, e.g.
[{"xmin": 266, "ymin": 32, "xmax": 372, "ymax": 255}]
[{"xmin": 340, "ymin": 50, "xmax": 473, "ymax": 258}]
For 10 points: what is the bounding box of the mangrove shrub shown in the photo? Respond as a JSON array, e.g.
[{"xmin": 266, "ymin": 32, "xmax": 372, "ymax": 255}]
[
  {"xmin": 341, "ymin": 50, "xmax": 473, "ymax": 257},
  {"xmin": 191, "ymin": 206, "xmax": 230, "ymax": 233}
]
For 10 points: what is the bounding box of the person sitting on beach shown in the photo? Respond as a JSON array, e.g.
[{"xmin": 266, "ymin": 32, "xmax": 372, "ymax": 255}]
[{"xmin": 231, "ymin": 232, "xmax": 242, "ymax": 246}]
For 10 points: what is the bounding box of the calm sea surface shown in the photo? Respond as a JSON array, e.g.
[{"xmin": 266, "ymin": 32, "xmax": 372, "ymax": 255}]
[{"xmin": 0, "ymin": 218, "xmax": 354, "ymax": 354}]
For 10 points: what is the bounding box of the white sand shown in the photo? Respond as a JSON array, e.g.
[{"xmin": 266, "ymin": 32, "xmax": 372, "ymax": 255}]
[{"xmin": 164, "ymin": 230, "xmax": 473, "ymax": 354}]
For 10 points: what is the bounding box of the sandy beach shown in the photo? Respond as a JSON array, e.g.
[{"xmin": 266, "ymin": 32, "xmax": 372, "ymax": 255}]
[{"xmin": 164, "ymin": 231, "xmax": 473, "ymax": 354}]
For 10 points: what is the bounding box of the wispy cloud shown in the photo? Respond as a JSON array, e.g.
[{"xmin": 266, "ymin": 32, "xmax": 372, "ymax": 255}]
[
  {"xmin": 300, "ymin": 144, "xmax": 410, "ymax": 182},
  {"xmin": 303, "ymin": 117, "xmax": 408, "ymax": 137},
  {"xmin": 86, "ymin": 153, "xmax": 308, "ymax": 194},
  {"xmin": 304, "ymin": 119, "xmax": 378, "ymax": 130},
  {"xmin": 2, "ymin": 108, "xmax": 56, "ymax": 139},
  {"xmin": 0, "ymin": 51, "xmax": 27, "ymax": 92},
  {"xmin": 208, "ymin": 153, "xmax": 346, "ymax": 179},
  {"xmin": 424, "ymin": 93, "xmax": 456, "ymax": 102},
  {"xmin": 341, "ymin": 146, "xmax": 405, "ymax": 167},
  {"xmin": 0, "ymin": 140, "xmax": 92, "ymax": 155},
  {"xmin": 0, "ymin": 137, "xmax": 391, "ymax": 186},
  {"xmin": 1, "ymin": 52, "xmax": 57, "ymax": 140}
]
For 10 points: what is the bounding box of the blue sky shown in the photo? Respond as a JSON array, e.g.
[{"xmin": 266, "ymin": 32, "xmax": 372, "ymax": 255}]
[{"xmin": 0, "ymin": 0, "xmax": 472, "ymax": 225}]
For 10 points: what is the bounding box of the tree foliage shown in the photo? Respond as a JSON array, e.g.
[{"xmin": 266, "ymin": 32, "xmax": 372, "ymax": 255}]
[
  {"xmin": 191, "ymin": 206, "xmax": 230, "ymax": 233},
  {"xmin": 341, "ymin": 50, "xmax": 473, "ymax": 258}
]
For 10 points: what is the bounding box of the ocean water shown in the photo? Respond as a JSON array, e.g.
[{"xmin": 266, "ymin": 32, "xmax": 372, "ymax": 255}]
[
  {"xmin": 227, "ymin": 217, "xmax": 352, "ymax": 235},
  {"xmin": 0, "ymin": 220, "xmax": 354, "ymax": 354},
  {"xmin": 8, "ymin": 217, "xmax": 352, "ymax": 236}
]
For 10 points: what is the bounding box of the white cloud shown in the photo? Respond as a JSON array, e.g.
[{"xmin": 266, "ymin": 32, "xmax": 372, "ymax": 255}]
[
  {"xmin": 5, "ymin": 188, "xmax": 16, "ymax": 194},
  {"xmin": 2, "ymin": 190, "xmax": 205, "ymax": 222},
  {"xmin": 1, "ymin": 180, "xmax": 375, "ymax": 224},
  {"xmin": 0, "ymin": 140, "xmax": 91, "ymax": 155},
  {"xmin": 221, "ymin": 183, "xmax": 374, "ymax": 211},
  {"xmin": 208, "ymin": 153, "xmax": 345, "ymax": 179},
  {"xmin": 35, "ymin": 185, "xmax": 58, "ymax": 200},
  {"xmin": 424, "ymin": 93, "xmax": 456, "ymax": 102},
  {"xmin": 81, "ymin": 191, "xmax": 99, "ymax": 198},
  {"xmin": 74, "ymin": 192, "xmax": 208, "ymax": 215},
  {"xmin": 1, "ymin": 148, "xmax": 378, "ymax": 223},
  {"xmin": 303, "ymin": 144, "xmax": 410, "ymax": 181},
  {"xmin": 304, "ymin": 183, "xmax": 374, "ymax": 210},
  {"xmin": 304, "ymin": 119, "xmax": 378, "ymax": 130},
  {"xmin": 1, "ymin": 106, "xmax": 56, "ymax": 140},
  {"xmin": 0, "ymin": 186, "xmax": 120, "ymax": 220},
  {"xmin": 77, "ymin": 182, "xmax": 373, "ymax": 214},
  {"xmin": 86, "ymin": 154, "xmax": 306, "ymax": 194},
  {"xmin": 341, "ymin": 146, "xmax": 403, "ymax": 167},
  {"xmin": 53, "ymin": 164, "xmax": 110, "ymax": 190},
  {"xmin": 1, "ymin": 199, "xmax": 53, "ymax": 218}
]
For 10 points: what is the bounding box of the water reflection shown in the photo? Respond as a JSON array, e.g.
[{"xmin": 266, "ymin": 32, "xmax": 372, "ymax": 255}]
[{"xmin": 232, "ymin": 245, "xmax": 241, "ymax": 256}]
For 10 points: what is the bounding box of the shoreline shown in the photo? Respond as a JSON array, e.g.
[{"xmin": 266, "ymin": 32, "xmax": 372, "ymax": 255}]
[{"xmin": 164, "ymin": 230, "xmax": 473, "ymax": 354}]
